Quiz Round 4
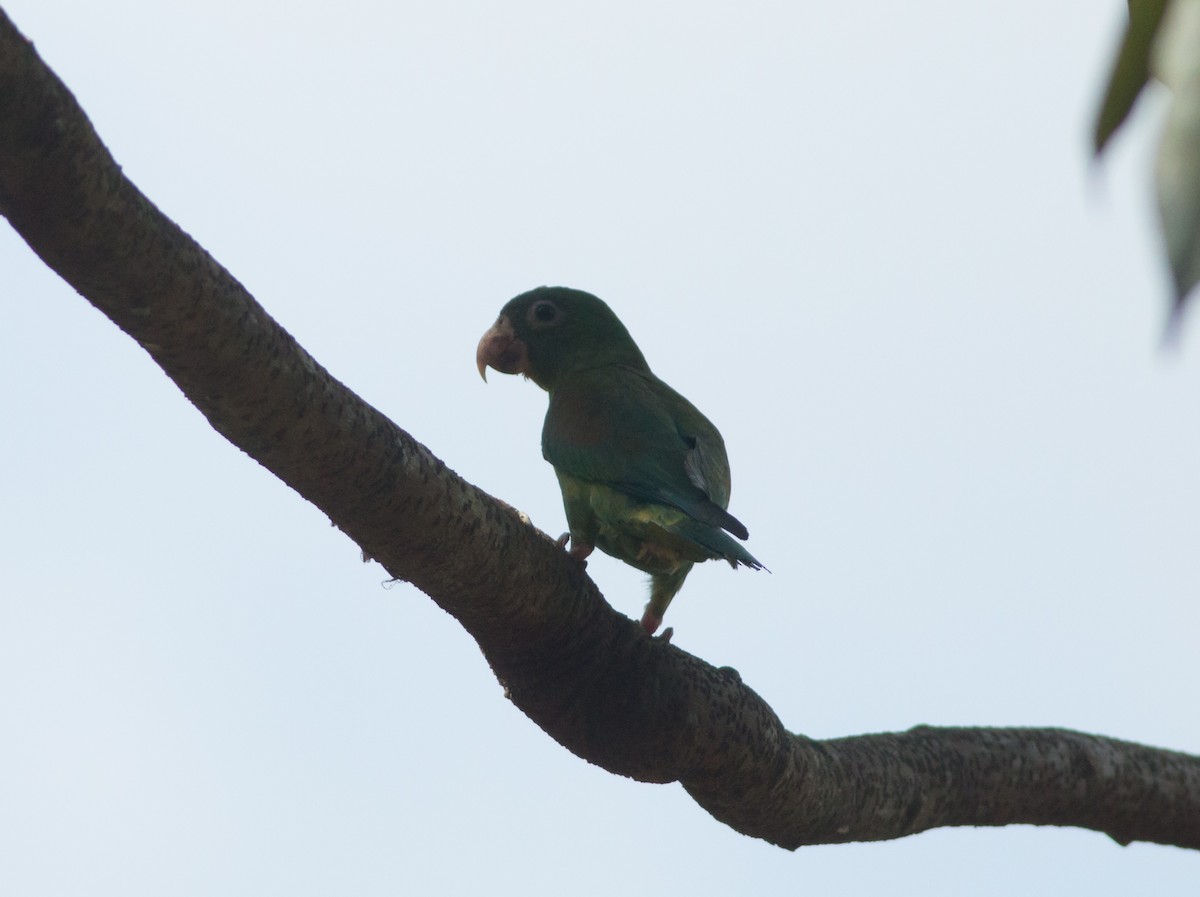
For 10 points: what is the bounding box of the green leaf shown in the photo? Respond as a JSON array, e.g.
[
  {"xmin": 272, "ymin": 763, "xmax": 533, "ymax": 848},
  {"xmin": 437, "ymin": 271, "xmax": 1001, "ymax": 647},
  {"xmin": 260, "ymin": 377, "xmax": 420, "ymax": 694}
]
[
  {"xmin": 1154, "ymin": 0, "xmax": 1200, "ymax": 317},
  {"xmin": 1093, "ymin": 0, "xmax": 1170, "ymax": 156}
]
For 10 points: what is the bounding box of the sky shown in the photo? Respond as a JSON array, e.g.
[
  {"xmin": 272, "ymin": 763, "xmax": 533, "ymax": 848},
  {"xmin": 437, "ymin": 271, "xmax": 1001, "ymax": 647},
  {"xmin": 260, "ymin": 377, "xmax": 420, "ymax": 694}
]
[{"xmin": 2, "ymin": 1, "xmax": 1198, "ymax": 894}]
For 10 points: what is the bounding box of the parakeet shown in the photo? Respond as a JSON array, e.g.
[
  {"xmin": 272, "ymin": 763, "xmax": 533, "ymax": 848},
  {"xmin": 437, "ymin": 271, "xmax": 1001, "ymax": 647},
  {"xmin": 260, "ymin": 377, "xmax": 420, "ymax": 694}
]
[{"xmin": 476, "ymin": 286, "xmax": 763, "ymax": 634}]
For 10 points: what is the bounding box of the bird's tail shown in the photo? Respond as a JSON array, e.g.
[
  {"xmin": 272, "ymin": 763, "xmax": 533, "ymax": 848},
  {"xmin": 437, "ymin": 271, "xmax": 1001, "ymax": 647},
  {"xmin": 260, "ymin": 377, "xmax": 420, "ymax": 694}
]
[{"xmin": 666, "ymin": 516, "xmax": 765, "ymax": 571}]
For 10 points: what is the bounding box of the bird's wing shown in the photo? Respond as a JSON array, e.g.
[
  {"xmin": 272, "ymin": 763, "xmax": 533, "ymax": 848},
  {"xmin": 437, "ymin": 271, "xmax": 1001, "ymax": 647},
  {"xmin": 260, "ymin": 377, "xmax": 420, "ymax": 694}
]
[{"xmin": 542, "ymin": 367, "xmax": 748, "ymax": 539}]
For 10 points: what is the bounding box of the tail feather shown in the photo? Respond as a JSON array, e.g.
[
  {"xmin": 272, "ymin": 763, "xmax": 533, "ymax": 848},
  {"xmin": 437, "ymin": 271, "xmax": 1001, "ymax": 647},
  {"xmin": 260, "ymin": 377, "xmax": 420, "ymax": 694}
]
[{"xmin": 665, "ymin": 515, "xmax": 765, "ymax": 570}]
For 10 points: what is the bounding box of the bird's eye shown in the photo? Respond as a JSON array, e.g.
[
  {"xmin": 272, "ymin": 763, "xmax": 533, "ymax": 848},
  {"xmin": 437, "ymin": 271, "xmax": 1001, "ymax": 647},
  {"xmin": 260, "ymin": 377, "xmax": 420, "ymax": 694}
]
[{"xmin": 527, "ymin": 300, "xmax": 562, "ymax": 328}]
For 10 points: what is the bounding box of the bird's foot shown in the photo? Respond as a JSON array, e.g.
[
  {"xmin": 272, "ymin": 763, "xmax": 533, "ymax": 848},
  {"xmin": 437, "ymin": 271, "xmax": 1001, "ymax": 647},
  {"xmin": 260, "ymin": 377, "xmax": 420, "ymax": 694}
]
[
  {"xmin": 640, "ymin": 609, "xmax": 663, "ymax": 636},
  {"xmin": 555, "ymin": 532, "xmax": 593, "ymax": 567}
]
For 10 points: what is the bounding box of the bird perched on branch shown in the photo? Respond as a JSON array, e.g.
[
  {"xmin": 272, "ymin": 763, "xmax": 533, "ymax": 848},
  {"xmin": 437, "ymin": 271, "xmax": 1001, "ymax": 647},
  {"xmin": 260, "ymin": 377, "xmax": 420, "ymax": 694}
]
[{"xmin": 476, "ymin": 286, "xmax": 763, "ymax": 634}]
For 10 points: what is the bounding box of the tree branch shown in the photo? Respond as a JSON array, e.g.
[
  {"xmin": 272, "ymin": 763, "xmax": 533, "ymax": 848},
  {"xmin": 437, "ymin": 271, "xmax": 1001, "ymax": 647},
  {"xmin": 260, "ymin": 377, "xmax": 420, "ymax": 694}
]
[{"xmin": 2, "ymin": 7, "xmax": 1197, "ymax": 851}]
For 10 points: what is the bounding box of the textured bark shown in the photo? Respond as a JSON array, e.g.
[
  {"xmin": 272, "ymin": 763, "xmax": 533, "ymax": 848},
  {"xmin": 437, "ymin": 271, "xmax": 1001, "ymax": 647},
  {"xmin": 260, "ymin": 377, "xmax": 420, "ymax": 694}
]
[{"xmin": 2, "ymin": 7, "xmax": 1198, "ymax": 851}]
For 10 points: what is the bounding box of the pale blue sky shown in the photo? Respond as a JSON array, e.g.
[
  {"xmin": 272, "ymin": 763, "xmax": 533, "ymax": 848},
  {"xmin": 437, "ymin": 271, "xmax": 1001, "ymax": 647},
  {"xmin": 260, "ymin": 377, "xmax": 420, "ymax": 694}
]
[{"xmin": 2, "ymin": 1, "xmax": 1198, "ymax": 894}]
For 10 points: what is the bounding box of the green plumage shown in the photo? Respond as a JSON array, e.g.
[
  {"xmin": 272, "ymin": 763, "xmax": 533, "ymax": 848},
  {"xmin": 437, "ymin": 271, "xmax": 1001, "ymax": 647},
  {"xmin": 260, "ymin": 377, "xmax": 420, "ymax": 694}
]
[{"xmin": 476, "ymin": 286, "xmax": 762, "ymax": 633}]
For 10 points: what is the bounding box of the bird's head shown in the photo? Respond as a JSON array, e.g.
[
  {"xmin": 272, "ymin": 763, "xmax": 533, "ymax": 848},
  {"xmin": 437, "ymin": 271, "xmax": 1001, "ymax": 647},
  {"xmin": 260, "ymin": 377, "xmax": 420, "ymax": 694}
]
[{"xmin": 476, "ymin": 286, "xmax": 647, "ymax": 391}]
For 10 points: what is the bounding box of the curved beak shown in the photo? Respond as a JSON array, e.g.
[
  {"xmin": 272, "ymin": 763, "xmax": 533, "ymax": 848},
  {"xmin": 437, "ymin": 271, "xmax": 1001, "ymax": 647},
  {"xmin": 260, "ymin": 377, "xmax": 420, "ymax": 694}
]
[{"xmin": 475, "ymin": 314, "xmax": 528, "ymax": 381}]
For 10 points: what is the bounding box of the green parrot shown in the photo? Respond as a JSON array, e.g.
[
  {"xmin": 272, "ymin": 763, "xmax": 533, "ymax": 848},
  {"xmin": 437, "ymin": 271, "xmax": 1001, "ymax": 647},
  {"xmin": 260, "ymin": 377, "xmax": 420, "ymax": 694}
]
[{"xmin": 476, "ymin": 286, "xmax": 763, "ymax": 634}]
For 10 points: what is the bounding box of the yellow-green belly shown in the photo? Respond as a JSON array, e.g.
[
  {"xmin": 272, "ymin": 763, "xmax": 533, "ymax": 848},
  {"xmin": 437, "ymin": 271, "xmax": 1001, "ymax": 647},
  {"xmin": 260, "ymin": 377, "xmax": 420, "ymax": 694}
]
[{"xmin": 555, "ymin": 471, "xmax": 710, "ymax": 574}]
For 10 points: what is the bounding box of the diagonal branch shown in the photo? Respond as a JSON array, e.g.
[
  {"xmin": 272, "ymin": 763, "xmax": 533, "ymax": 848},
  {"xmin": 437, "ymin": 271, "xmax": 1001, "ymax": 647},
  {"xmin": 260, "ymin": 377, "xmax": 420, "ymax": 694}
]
[{"xmin": 1, "ymin": 7, "xmax": 1197, "ymax": 851}]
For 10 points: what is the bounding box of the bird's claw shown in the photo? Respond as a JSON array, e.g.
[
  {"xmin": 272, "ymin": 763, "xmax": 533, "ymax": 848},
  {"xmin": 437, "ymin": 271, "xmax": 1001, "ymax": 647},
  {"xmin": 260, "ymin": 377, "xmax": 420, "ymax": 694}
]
[
  {"xmin": 640, "ymin": 608, "xmax": 664, "ymax": 636},
  {"xmin": 556, "ymin": 532, "xmax": 592, "ymax": 567}
]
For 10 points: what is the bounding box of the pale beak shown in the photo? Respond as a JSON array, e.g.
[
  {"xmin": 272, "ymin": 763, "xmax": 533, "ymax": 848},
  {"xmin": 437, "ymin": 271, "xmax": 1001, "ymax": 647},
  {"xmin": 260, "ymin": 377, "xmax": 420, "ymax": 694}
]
[{"xmin": 475, "ymin": 314, "xmax": 528, "ymax": 380}]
